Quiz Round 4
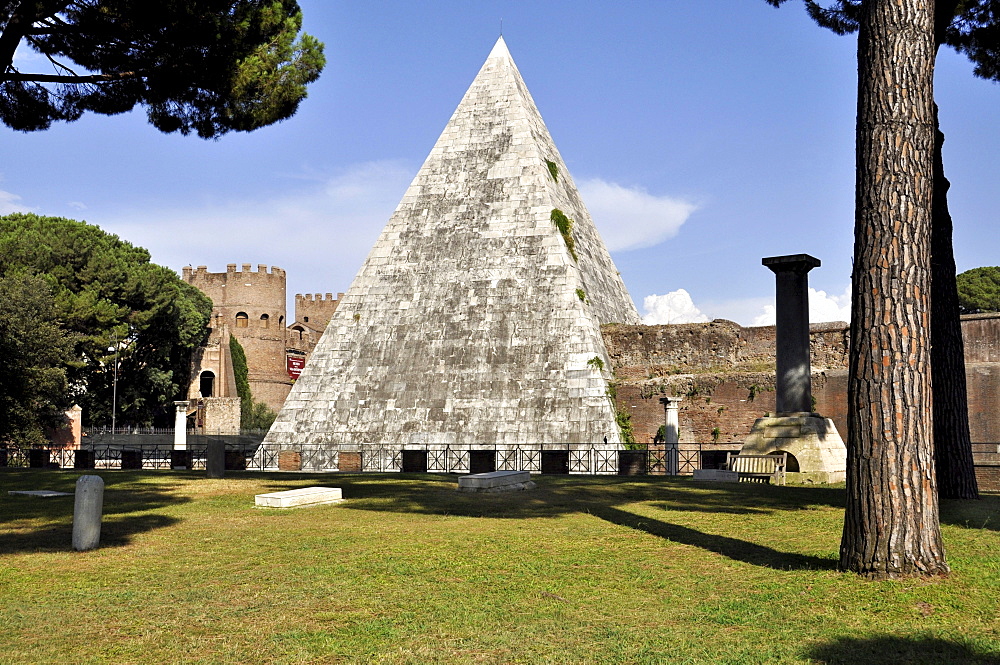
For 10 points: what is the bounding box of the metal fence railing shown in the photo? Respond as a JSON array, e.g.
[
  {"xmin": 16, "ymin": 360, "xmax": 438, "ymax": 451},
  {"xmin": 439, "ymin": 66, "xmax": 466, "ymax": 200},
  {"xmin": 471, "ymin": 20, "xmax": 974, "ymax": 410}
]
[{"xmin": 1, "ymin": 440, "xmax": 714, "ymax": 476}]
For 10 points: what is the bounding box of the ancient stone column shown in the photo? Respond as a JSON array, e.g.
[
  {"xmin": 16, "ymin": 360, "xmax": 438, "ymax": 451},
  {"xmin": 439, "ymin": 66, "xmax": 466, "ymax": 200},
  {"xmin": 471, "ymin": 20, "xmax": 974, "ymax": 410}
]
[
  {"xmin": 173, "ymin": 401, "xmax": 188, "ymax": 450},
  {"xmin": 72, "ymin": 475, "xmax": 104, "ymax": 551},
  {"xmin": 660, "ymin": 396, "xmax": 682, "ymax": 475},
  {"xmin": 763, "ymin": 254, "xmax": 820, "ymax": 413}
]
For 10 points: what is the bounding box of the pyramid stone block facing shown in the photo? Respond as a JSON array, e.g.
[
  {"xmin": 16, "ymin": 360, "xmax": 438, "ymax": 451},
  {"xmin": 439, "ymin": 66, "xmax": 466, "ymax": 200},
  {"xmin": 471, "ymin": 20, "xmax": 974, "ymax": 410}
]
[{"xmin": 257, "ymin": 38, "xmax": 639, "ymax": 463}]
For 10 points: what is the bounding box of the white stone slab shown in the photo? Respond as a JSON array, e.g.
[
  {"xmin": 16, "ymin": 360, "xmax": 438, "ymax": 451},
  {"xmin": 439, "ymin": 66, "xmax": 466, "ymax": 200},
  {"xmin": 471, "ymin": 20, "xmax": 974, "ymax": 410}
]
[
  {"xmin": 8, "ymin": 490, "xmax": 73, "ymax": 497},
  {"xmin": 254, "ymin": 487, "xmax": 343, "ymax": 508},
  {"xmin": 692, "ymin": 469, "xmax": 739, "ymax": 482},
  {"xmin": 458, "ymin": 470, "xmax": 535, "ymax": 492}
]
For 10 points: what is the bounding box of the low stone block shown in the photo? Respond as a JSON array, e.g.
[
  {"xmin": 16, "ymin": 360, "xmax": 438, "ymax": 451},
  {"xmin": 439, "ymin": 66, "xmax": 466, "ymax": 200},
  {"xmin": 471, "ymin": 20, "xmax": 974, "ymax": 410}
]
[
  {"xmin": 692, "ymin": 469, "xmax": 739, "ymax": 482},
  {"xmin": 255, "ymin": 487, "xmax": 343, "ymax": 508},
  {"xmin": 458, "ymin": 470, "xmax": 535, "ymax": 492}
]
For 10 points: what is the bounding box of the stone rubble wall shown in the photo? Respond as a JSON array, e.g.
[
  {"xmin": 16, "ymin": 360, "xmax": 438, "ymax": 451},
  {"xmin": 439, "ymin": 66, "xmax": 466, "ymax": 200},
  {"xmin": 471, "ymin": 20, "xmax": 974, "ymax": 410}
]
[{"xmin": 605, "ymin": 315, "xmax": 1000, "ymax": 448}]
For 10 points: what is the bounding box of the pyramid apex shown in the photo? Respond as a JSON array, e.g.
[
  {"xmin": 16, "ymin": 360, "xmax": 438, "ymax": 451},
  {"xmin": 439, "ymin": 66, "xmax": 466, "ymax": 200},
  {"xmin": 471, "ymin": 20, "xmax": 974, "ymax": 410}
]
[{"xmin": 488, "ymin": 35, "xmax": 511, "ymax": 60}]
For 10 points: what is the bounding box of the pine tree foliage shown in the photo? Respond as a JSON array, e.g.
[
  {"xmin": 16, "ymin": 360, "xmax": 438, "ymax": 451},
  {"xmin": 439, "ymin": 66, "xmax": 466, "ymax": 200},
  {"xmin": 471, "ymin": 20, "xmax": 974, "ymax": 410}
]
[
  {"xmin": 0, "ymin": 1, "xmax": 324, "ymax": 137},
  {"xmin": 768, "ymin": 0, "xmax": 1000, "ymax": 82},
  {"xmin": 957, "ymin": 266, "xmax": 1000, "ymax": 313},
  {"xmin": 0, "ymin": 272, "xmax": 76, "ymax": 445},
  {"xmin": 0, "ymin": 213, "xmax": 212, "ymax": 427}
]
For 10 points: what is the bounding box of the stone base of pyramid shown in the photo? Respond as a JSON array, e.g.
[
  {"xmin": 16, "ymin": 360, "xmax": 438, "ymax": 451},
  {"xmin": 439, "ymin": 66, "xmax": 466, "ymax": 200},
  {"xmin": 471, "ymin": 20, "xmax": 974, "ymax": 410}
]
[{"xmin": 253, "ymin": 442, "xmax": 624, "ymax": 475}]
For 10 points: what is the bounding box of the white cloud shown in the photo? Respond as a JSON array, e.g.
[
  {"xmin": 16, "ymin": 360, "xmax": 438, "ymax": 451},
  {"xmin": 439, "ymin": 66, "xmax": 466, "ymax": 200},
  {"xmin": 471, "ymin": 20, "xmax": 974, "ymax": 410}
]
[
  {"xmin": 751, "ymin": 286, "xmax": 851, "ymax": 326},
  {"xmin": 95, "ymin": 160, "xmax": 416, "ymax": 301},
  {"xmin": 93, "ymin": 166, "xmax": 699, "ymax": 306},
  {"xmin": 697, "ymin": 296, "xmax": 773, "ymax": 327},
  {"xmin": 0, "ymin": 189, "xmax": 32, "ymax": 214},
  {"xmin": 641, "ymin": 289, "xmax": 709, "ymax": 324},
  {"xmin": 580, "ymin": 178, "xmax": 697, "ymax": 252}
]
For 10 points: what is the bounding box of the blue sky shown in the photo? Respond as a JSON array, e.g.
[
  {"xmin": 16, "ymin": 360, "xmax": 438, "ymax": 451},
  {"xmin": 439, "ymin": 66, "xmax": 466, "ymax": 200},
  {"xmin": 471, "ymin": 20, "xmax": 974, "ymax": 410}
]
[{"xmin": 3, "ymin": 1, "xmax": 998, "ymax": 325}]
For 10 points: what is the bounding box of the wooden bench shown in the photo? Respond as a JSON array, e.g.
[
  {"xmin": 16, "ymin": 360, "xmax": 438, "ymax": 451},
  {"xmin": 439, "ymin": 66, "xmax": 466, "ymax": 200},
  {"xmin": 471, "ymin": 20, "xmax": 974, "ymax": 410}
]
[{"xmin": 725, "ymin": 453, "xmax": 787, "ymax": 485}]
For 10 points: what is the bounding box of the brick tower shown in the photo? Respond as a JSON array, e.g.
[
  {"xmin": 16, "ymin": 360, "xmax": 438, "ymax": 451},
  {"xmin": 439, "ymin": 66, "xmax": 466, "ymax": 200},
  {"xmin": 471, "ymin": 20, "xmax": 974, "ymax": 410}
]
[{"xmin": 183, "ymin": 264, "xmax": 290, "ymax": 412}]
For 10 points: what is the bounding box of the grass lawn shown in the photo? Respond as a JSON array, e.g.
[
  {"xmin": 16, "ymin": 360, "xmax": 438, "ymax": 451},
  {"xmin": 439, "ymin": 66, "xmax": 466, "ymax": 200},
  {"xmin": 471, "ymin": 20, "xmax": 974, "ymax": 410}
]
[{"xmin": 1, "ymin": 471, "xmax": 998, "ymax": 664}]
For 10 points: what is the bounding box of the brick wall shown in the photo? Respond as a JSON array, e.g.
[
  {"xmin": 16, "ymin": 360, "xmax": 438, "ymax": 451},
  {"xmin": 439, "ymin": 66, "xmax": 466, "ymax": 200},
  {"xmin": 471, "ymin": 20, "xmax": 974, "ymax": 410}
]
[
  {"xmin": 295, "ymin": 292, "xmax": 342, "ymax": 330},
  {"xmin": 605, "ymin": 315, "xmax": 1000, "ymax": 447},
  {"xmin": 974, "ymin": 466, "xmax": 1000, "ymax": 492}
]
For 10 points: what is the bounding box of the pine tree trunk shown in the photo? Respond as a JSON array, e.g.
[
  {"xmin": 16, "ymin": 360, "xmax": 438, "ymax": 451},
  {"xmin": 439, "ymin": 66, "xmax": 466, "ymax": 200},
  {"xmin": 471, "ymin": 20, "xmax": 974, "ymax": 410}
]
[
  {"xmin": 841, "ymin": 0, "xmax": 949, "ymax": 578},
  {"xmin": 931, "ymin": 104, "xmax": 980, "ymax": 500}
]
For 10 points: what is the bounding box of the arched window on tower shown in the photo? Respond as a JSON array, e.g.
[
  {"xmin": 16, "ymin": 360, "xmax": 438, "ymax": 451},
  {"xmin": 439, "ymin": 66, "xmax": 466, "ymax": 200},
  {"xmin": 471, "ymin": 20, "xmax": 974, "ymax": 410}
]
[
  {"xmin": 260, "ymin": 313, "xmax": 270, "ymax": 328},
  {"xmin": 292, "ymin": 325, "xmax": 305, "ymax": 341},
  {"xmin": 236, "ymin": 312, "xmax": 248, "ymax": 328}
]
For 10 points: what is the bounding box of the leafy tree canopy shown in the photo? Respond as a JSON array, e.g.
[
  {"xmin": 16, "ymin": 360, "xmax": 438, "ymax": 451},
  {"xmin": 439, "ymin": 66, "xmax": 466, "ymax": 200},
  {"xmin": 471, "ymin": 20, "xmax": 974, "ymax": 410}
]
[
  {"xmin": 957, "ymin": 266, "xmax": 1000, "ymax": 313},
  {"xmin": 0, "ymin": 213, "xmax": 212, "ymax": 427},
  {"xmin": 0, "ymin": 271, "xmax": 76, "ymax": 444},
  {"xmin": 0, "ymin": 1, "xmax": 324, "ymax": 138}
]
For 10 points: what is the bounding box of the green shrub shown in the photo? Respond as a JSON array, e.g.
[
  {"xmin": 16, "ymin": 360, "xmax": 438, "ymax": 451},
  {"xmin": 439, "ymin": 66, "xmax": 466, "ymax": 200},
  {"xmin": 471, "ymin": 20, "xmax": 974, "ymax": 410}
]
[
  {"xmin": 546, "ymin": 159, "xmax": 559, "ymax": 182},
  {"xmin": 617, "ymin": 409, "xmax": 636, "ymax": 445},
  {"xmin": 550, "ymin": 209, "xmax": 577, "ymax": 261}
]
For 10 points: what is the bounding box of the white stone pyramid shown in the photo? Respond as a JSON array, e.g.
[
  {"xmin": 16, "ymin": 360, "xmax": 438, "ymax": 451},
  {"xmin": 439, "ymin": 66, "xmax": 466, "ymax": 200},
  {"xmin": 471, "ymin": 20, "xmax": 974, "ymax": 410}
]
[{"xmin": 260, "ymin": 37, "xmax": 639, "ymax": 456}]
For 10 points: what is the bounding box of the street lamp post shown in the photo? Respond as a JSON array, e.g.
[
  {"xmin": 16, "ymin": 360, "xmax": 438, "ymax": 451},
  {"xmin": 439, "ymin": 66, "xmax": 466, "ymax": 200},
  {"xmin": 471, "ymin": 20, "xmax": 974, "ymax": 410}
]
[{"xmin": 110, "ymin": 332, "xmax": 119, "ymax": 440}]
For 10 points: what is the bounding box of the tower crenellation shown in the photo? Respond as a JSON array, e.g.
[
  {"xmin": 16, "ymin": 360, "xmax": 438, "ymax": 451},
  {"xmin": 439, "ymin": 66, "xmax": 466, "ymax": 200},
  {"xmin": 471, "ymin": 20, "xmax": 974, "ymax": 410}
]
[{"xmin": 294, "ymin": 291, "xmax": 343, "ymax": 330}]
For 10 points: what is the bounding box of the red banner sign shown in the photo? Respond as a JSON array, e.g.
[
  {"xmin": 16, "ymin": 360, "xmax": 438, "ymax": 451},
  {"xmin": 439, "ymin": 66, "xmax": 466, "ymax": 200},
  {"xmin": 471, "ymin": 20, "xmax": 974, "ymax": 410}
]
[{"xmin": 287, "ymin": 355, "xmax": 306, "ymax": 379}]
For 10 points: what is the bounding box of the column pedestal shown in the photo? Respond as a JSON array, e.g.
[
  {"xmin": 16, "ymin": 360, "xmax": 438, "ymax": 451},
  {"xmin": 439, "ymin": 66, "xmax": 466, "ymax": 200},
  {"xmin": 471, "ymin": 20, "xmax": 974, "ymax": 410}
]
[{"xmin": 740, "ymin": 255, "xmax": 846, "ymax": 483}]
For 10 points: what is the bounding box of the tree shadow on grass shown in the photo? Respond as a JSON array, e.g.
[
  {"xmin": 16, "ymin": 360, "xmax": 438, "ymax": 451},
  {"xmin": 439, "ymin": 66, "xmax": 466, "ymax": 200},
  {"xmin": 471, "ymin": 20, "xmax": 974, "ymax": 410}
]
[
  {"xmin": 302, "ymin": 473, "xmax": 839, "ymax": 571},
  {"xmin": 939, "ymin": 495, "xmax": 1000, "ymax": 532},
  {"xmin": 804, "ymin": 635, "xmax": 1000, "ymax": 665},
  {"xmin": 319, "ymin": 473, "xmax": 846, "ymax": 520},
  {"xmin": 0, "ymin": 470, "xmax": 189, "ymax": 553},
  {"xmin": 308, "ymin": 472, "xmax": 1000, "ymax": 534},
  {"xmin": 590, "ymin": 504, "xmax": 837, "ymax": 571},
  {"xmin": 0, "ymin": 513, "xmax": 179, "ymax": 553}
]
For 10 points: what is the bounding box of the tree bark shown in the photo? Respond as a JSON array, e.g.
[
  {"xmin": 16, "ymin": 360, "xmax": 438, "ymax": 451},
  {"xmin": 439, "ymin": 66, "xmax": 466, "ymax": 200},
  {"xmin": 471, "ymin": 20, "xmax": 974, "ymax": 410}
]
[
  {"xmin": 931, "ymin": 104, "xmax": 980, "ymax": 500},
  {"xmin": 841, "ymin": 0, "xmax": 949, "ymax": 578}
]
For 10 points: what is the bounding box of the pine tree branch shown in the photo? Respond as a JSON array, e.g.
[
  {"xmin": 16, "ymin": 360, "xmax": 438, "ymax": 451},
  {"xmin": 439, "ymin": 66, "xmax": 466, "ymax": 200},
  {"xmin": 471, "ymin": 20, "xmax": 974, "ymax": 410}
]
[
  {"xmin": 1, "ymin": 70, "xmax": 138, "ymax": 83},
  {"xmin": 1, "ymin": 0, "xmax": 75, "ymax": 72}
]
